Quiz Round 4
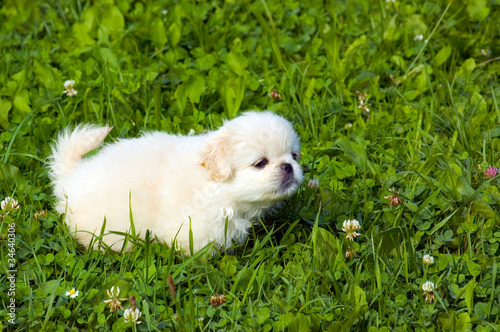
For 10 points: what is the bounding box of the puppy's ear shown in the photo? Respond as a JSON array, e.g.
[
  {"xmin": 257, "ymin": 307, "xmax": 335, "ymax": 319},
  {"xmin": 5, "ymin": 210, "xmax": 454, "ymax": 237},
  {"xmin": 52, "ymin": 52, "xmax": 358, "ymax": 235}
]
[{"xmin": 201, "ymin": 134, "xmax": 232, "ymax": 182}]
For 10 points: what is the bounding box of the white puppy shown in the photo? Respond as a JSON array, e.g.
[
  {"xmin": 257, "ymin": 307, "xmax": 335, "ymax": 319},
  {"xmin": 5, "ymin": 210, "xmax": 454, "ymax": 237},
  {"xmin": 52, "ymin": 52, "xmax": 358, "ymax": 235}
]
[{"xmin": 49, "ymin": 111, "xmax": 303, "ymax": 253}]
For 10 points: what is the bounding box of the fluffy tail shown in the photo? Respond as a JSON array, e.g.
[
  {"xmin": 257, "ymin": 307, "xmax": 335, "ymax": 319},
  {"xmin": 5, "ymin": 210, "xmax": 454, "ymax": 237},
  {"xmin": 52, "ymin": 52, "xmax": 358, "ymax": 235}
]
[{"xmin": 48, "ymin": 125, "xmax": 112, "ymax": 180}]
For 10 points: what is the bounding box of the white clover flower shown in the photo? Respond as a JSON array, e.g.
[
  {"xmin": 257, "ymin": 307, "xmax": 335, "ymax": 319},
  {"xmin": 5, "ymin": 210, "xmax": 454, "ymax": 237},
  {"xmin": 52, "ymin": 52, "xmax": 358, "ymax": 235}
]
[
  {"xmin": 188, "ymin": 129, "xmax": 196, "ymax": 136},
  {"xmin": 123, "ymin": 308, "xmax": 142, "ymax": 324},
  {"xmin": 103, "ymin": 286, "xmax": 128, "ymax": 312},
  {"xmin": 63, "ymin": 80, "xmax": 78, "ymax": 97},
  {"xmin": 34, "ymin": 210, "xmax": 46, "ymax": 220},
  {"xmin": 209, "ymin": 294, "xmax": 227, "ymax": 306},
  {"xmin": 422, "ymin": 281, "xmax": 434, "ymax": 292},
  {"xmin": 422, "ymin": 281, "xmax": 435, "ymax": 303},
  {"xmin": 342, "ymin": 219, "xmax": 361, "ymax": 241},
  {"xmin": 423, "ymin": 255, "xmax": 434, "ymax": 265},
  {"xmin": 386, "ymin": 0, "xmax": 395, "ymax": 2},
  {"xmin": 66, "ymin": 288, "xmax": 80, "ymax": 299},
  {"xmin": 107, "ymin": 286, "xmax": 120, "ymax": 298},
  {"xmin": 357, "ymin": 91, "xmax": 370, "ymax": 114},
  {"xmin": 481, "ymin": 49, "xmax": 491, "ymax": 57},
  {"xmin": 345, "ymin": 123, "xmax": 352, "ymax": 130},
  {"xmin": 308, "ymin": 179, "xmax": 319, "ymax": 190},
  {"xmin": 268, "ymin": 90, "xmax": 282, "ymax": 100},
  {"xmin": 64, "ymin": 80, "xmax": 75, "ymax": 90},
  {"xmin": 384, "ymin": 188, "xmax": 402, "ymax": 206},
  {"xmin": 1, "ymin": 197, "xmax": 19, "ymax": 211},
  {"xmin": 162, "ymin": 9, "xmax": 168, "ymax": 15},
  {"xmin": 414, "ymin": 34, "xmax": 424, "ymax": 42}
]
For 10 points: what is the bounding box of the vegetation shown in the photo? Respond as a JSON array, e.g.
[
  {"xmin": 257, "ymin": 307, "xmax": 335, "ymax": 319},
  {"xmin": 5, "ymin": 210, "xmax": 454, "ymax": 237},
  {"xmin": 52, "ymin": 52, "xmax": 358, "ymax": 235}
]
[{"xmin": 1, "ymin": 0, "xmax": 499, "ymax": 330}]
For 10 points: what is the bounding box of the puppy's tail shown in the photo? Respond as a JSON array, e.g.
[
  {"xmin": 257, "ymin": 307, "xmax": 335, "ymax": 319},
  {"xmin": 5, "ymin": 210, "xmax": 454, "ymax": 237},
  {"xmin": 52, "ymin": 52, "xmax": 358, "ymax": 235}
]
[{"xmin": 48, "ymin": 125, "xmax": 112, "ymax": 180}]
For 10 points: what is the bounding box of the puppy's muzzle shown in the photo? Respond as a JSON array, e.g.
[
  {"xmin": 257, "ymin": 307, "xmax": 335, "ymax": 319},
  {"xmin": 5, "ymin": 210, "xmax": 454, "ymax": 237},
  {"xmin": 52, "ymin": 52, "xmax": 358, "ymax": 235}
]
[
  {"xmin": 281, "ymin": 163, "xmax": 293, "ymax": 175},
  {"xmin": 280, "ymin": 162, "xmax": 296, "ymax": 189}
]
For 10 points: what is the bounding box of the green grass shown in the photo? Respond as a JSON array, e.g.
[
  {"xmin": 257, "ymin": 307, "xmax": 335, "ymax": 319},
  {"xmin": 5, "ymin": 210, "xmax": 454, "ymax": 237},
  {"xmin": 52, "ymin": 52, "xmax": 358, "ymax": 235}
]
[{"xmin": 1, "ymin": 0, "xmax": 500, "ymax": 330}]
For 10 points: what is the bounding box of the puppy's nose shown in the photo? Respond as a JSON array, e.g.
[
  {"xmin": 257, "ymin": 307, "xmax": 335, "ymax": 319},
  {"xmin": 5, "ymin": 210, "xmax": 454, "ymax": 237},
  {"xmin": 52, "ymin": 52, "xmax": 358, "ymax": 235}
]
[{"xmin": 281, "ymin": 163, "xmax": 293, "ymax": 174}]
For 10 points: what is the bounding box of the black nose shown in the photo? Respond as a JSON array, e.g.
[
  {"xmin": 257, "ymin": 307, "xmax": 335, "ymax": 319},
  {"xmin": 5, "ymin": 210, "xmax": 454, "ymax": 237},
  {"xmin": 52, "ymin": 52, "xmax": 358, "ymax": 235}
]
[{"xmin": 281, "ymin": 163, "xmax": 293, "ymax": 174}]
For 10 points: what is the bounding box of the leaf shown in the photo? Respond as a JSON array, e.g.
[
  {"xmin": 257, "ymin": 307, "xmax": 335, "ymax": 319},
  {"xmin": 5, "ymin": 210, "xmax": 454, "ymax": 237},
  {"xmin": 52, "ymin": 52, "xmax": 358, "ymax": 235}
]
[
  {"xmin": 272, "ymin": 313, "xmax": 294, "ymax": 330},
  {"xmin": 142, "ymin": 299, "xmax": 151, "ymax": 326},
  {"xmin": 332, "ymin": 161, "xmax": 356, "ymax": 179},
  {"xmin": 373, "ymin": 227, "xmax": 404, "ymax": 255},
  {"xmin": 464, "ymin": 279, "xmax": 476, "ymax": 312},
  {"xmin": 100, "ymin": 5, "xmax": 125, "ymax": 36},
  {"xmin": 434, "ymin": 46, "xmax": 452, "ymax": 66},
  {"xmin": 272, "ymin": 294, "xmax": 291, "ymax": 313},
  {"xmin": 184, "ymin": 75, "xmax": 205, "ymax": 104},
  {"xmin": 481, "ymin": 128, "xmax": 500, "ymax": 139},
  {"xmin": 257, "ymin": 307, "xmax": 270, "ymax": 324},
  {"xmin": 413, "ymin": 65, "xmax": 433, "ymax": 92},
  {"xmin": 391, "ymin": 55, "xmax": 407, "ymax": 71},
  {"xmin": 151, "ymin": 19, "xmax": 167, "ymax": 47},
  {"xmin": 466, "ymin": 260, "xmax": 481, "ymax": 277},
  {"xmin": 471, "ymin": 199, "xmax": 498, "ymax": 221},
  {"xmin": 345, "ymin": 35, "xmax": 367, "ymax": 58},
  {"xmin": 334, "ymin": 138, "xmax": 377, "ymax": 175},
  {"xmin": 173, "ymin": 75, "xmax": 206, "ymax": 114},
  {"xmin": 455, "ymin": 312, "xmax": 471, "ymax": 332},
  {"xmin": 40, "ymin": 279, "xmax": 60, "ymax": 295},
  {"xmin": 383, "ymin": 15, "xmax": 401, "ymax": 41},
  {"xmin": 220, "ymin": 75, "xmax": 245, "ymax": 118},
  {"xmin": 471, "ymin": 92, "xmax": 487, "ymax": 113},
  {"xmin": 304, "ymin": 78, "xmax": 316, "ymax": 101},
  {"xmin": 12, "ymin": 69, "xmax": 27, "ymax": 85},
  {"xmin": 219, "ymin": 255, "xmax": 238, "ymax": 277},
  {"xmin": 227, "ymin": 51, "xmax": 248, "ymax": 77},
  {"xmin": 456, "ymin": 59, "xmax": 476, "ymax": 77},
  {"xmin": 97, "ymin": 313, "xmax": 106, "ymax": 324},
  {"xmin": 467, "ymin": 0, "xmax": 490, "ymax": 21},
  {"xmin": 0, "ymin": 98, "xmax": 12, "ymax": 128},
  {"xmin": 5, "ymin": 69, "xmax": 27, "ymax": 96},
  {"xmin": 0, "ymin": 164, "xmax": 25, "ymax": 187},
  {"xmin": 168, "ymin": 23, "xmax": 181, "ymax": 46},
  {"xmin": 314, "ymin": 227, "xmax": 338, "ymax": 266},
  {"xmin": 82, "ymin": 5, "xmax": 98, "ymax": 30},
  {"xmin": 369, "ymin": 328, "xmax": 391, "ymax": 332},
  {"xmin": 97, "ymin": 47, "xmax": 119, "ymax": 69},
  {"xmin": 341, "ymin": 35, "xmax": 367, "ymax": 80},
  {"xmin": 72, "ymin": 21, "xmax": 95, "ymax": 46},
  {"xmin": 463, "ymin": 59, "xmax": 476, "ymax": 72},
  {"xmin": 13, "ymin": 95, "xmax": 31, "ymax": 116},
  {"xmin": 429, "ymin": 210, "xmax": 458, "ymax": 235},
  {"xmin": 34, "ymin": 61, "xmax": 61, "ymax": 89},
  {"xmin": 474, "ymin": 302, "xmax": 489, "ymax": 320},
  {"xmin": 456, "ymin": 176, "xmax": 474, "ymax": 198},
  {"xmin": 349, "ymin": 284, "xmax": 368, "ymax": 316},
  {"xmin": 45, "ymin": 253, "xmax": 54, "ymax": 263},
  {"xmin": 174, "ymin": 84, "xmax": 187, "ymax": 114},
  {"xmin": 288, "ymin": 313, "xmax": 310, "ymax": 332}
]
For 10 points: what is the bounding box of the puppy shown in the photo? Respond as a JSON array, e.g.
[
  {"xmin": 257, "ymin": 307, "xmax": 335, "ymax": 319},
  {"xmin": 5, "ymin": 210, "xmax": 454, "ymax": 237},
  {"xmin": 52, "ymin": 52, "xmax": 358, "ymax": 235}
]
[{"xmin": 48, "ymin": 111, "xmax": 303, "ymax": 253}]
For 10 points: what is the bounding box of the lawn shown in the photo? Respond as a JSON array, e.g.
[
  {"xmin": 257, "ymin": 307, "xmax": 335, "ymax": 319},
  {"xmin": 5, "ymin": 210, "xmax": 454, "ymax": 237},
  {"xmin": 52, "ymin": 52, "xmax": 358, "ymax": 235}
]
[{"xmin": 1, "ymin": 0, "xmax": 500, "ymax": 330}]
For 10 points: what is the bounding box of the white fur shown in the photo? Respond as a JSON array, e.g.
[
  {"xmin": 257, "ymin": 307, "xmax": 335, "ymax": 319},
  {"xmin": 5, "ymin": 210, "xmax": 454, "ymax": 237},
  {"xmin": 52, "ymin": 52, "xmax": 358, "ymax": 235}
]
[{"xmin": 48, "ymin": 111, "xmax": 303, "ymax": 253}]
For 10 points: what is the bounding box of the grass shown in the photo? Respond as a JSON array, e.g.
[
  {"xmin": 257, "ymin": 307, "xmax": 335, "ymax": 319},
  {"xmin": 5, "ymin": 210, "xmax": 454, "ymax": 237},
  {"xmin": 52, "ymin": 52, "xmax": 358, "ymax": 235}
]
[{"xmin": 1, "ymin": 0, "xmax": 500, "ymax": 330}]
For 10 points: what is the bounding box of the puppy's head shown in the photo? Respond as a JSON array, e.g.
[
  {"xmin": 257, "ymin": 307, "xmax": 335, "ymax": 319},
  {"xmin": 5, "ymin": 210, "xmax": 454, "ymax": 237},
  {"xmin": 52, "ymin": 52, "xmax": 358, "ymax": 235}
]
[{"xmin": 201, "ymin": 111, "xmax": 303, "ymax": 203}]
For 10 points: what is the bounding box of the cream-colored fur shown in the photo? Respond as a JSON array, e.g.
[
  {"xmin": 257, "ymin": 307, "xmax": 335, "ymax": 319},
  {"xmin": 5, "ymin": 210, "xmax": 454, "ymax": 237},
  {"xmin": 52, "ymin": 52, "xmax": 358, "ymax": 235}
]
[{"xmin": 48, "ymin": 111, "xmax": 303, "ymax": 253}]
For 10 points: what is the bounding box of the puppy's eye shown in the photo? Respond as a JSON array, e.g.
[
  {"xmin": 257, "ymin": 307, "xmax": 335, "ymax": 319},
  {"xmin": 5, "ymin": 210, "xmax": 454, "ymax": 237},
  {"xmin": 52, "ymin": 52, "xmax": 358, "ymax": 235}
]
[
  {"xmin": 292, "ymin": 152, "xmax": 300, "ymax": 161},
  {"xmin": 253, "ymin": 158, "xmax": 268, "ymax": 169}
]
